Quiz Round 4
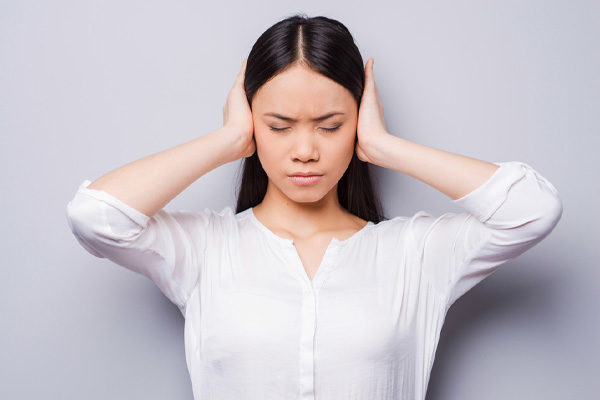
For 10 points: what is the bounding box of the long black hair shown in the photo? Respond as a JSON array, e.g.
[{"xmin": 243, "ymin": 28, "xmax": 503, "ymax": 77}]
[{"xmin": 235, "ymin": 13, "xmax": 387, "ymax": 223}]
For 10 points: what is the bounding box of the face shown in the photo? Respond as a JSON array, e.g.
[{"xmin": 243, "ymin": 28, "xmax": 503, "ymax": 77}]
[{"xmin": 250, "ymin": 62, "xmax": 358, "ymax": 206}]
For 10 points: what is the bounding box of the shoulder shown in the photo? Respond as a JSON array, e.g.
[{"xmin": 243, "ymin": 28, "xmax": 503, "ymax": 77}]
[
  {"xmin": 363, "ymin": 213, "xmax": 412, "ymax": 241},
  {"xmin": 368, "ymin": 211, "xmax": 464, "ymax": 245},
  {"xmin": 164, "ymin": 205, "xmax": 238, "ymax": 235}
]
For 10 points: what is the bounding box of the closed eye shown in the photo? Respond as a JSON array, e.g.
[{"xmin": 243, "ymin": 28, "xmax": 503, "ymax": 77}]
[{"xmin": 269, "ymin": 124, "xmax": 342, "ymax": 133}]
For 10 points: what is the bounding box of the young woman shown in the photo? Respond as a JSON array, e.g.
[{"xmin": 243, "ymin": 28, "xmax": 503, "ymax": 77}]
[{"xmin": 66, "ymin": 14, "xmax": 563, "ymax": 400}]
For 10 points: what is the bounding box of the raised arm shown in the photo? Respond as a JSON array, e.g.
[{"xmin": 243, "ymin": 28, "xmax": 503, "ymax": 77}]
[
  {"xmin": 65, "ymin": 58, "xmax": 255, "ymax": 314},
  {"xmin": 354, "ymin": 58, "xmax": 562, "ymax": 309},
  {"xmin": 365, "ymin": 133, "xmax": 501, "ymax": 201},
  {"xmin": 85, "ymin": 126, "xmax": 243, "ymax": 217}
]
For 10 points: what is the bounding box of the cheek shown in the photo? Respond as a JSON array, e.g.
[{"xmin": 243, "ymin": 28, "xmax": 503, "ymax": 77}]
[
  {"xmin": 325, "ymin": 134, "xmax": 355, "ymax": 173},
  {"xmin": 337, "ymin": 128, "xmax": 358, "ymax": 158},
  {"xmin": 340, "ymin": 130, "xmax": 358, "ymax": 168},
  {"xmin": 255, "ymin": 131, "xmax": 282, "ymax": 172}
]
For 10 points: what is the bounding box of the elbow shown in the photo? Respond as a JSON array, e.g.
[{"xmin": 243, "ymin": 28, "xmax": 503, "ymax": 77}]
[
  {"xmin": 66, "ymin": 193, "xmax": 141, "ymax": 245},
  {"xmin": 546, "ymin": 193, "xmax": 563, "ymax": 231},
  {"xmin": 66, "ymin": 197, "xmax": 145, "ymax": 258},
  {"xmin": 65, "ymin": 198, "xmax": 107, "ymax": 257},
  {"xmin": 530, "ymin": 191, "xmax": 563, "ymax": 238},
  {"xmin": 65, "ymin": 196, "xmax": 100, "ymax": 241}
]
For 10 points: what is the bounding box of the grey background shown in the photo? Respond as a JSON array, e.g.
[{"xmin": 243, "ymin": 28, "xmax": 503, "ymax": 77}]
[{"xmin": 1, "ymin": 1, "xmax": 597, "ymax": 399}]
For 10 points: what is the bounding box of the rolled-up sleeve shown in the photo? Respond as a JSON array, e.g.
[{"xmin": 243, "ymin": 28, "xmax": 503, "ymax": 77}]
[
  {"xmin": 410, "ymin": 161, "xmax": 563, "ymax": 310},
  {"xmin": 65, "ymin": 179, "xmax": 213, "ymax": 316}
]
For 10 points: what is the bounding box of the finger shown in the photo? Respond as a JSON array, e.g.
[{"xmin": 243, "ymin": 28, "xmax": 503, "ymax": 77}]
[
  {"xmin": 363, "ymin": 59, "xmax": 373, "ymax": 96},
  {"xmin": 367, "ymin": 58, "xmax": 380, "ymax": 98},
  {"xmin": 366, "ymin": 58, "xmax": 375, "ymax": 86},
  {"xmin": 235, "ymin": 58, "xmax": 247, "ymax": 85}
]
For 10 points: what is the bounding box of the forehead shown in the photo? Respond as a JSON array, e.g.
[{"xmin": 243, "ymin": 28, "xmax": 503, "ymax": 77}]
[{"xmin": 252, "ymin": 64, "xmax": 355, "ymax": 116}]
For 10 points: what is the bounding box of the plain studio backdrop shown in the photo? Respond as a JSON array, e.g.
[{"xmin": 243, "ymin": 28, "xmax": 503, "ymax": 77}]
[{"xmin": 1, "ymin": 1, "xmax": 597, "ymax": 399}]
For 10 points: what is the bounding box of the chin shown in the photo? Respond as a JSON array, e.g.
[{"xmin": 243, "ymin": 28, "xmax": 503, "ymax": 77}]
[
  {"xmin": 286, "ymin": 184, "xmax": 338, "ymax": 204},
  {"xmin": 285, "ymin": 190, "xmax": 326, "ymax": 203}
]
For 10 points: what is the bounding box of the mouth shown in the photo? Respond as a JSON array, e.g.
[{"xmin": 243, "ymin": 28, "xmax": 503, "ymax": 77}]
[{"xmin": 288, "ymin": 174, "xmax": 323, "ymax": 186}]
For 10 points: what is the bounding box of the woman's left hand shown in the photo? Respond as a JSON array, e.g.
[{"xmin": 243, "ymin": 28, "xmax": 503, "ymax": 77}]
[{"xmin": 355, "ymin": 58, "xmax": 391, "ymax": 164}]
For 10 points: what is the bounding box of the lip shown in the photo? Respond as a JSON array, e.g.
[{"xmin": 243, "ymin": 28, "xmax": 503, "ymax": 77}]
[
  {"xmin": 288, "ymin": 175, "xmax": 323, "ymax": 186},
  {"xmin": 289, "ymin": 172, "xmax": 323, "ymax": 176}
]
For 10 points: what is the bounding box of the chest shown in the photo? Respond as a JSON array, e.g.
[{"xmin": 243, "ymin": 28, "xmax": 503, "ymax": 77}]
[
  {"xmin": 196, "ymin": 282, "xmax": 416, "ymax": 371},
  {"xmin": 291, "ymin": 238, "xmax": 331, "ymax": 282},
  {"xmin": 192, "ymin": 230, "xmax": 431, "ymax": 379}
]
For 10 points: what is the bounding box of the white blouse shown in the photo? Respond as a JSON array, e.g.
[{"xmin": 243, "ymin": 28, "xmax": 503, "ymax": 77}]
[{"xmin": 65, "ymin": 160, "xmax": 562, "ymax": 400}]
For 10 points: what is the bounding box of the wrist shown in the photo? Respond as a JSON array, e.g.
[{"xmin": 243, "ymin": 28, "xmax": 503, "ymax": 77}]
[
  {"xmin": 363, "ymin": 132, "xmax": 398, "ymax": 167},
  {"xmin": 211, "ymin": 127, "xmax": 246, "ymax": 164}
]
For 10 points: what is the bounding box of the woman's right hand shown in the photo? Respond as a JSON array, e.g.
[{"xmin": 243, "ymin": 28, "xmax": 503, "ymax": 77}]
[{"xmin": 222, "ymin": 58, "xmax": 256, "ymax": 159}]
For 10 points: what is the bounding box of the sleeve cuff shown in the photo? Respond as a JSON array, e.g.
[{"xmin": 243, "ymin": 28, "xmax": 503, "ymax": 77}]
[
  {"xmin": 451, "ymin": 161, "xmax": 528, "ymax": 222},
  {"xmin": 76, "ymin": 179, "xmax": 152, "ymax": 228}
]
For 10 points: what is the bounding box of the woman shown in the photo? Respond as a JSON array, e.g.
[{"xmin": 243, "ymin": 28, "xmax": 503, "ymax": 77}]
[{"xmin": 66, "ymin": 14, "xmax": 563, "ymax": 400}]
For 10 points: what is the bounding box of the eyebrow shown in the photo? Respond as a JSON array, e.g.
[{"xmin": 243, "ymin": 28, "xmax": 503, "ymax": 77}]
[{"xmin": 262, "ymin": 112, "xmax": 346, "ymax": 122}]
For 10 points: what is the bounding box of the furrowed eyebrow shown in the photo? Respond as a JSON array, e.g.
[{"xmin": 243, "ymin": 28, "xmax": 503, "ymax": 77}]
[{"xmin": 263, "ymin": 112, "xmax": 345, "ymax": 122}]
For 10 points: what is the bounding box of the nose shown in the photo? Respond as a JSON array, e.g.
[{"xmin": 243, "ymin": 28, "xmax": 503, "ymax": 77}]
[{"xmin": 291, "ymin": 128, "xmax": 319, "ymax": 162}]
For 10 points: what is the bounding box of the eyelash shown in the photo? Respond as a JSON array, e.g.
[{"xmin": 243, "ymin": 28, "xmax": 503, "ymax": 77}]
[{"xmin": 269, "ymin": 125, "xmax": 341, "ymax": 133}]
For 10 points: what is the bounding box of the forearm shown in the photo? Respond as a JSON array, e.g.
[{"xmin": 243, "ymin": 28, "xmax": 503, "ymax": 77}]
[
  {"xmin": 367, "ymin": 133, "xmax": 499, "ymax": 201},
  {"xmin": 86, "ymin": 127, "xmax": 242, "ymax": 217}
]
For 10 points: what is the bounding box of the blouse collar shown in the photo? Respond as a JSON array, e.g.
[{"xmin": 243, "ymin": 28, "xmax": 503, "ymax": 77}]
[{"xmin": 248, "ymin": 207, "xmax": 374, "ymax": 248}]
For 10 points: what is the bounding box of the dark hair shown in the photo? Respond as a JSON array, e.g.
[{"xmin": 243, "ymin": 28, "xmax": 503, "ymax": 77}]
[{"xmin": 234, "ymin": 13, "xmax": 388, "ymax": 223}]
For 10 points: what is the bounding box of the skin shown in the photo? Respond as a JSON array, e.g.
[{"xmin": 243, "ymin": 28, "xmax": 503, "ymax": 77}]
[{"xmin": 249, "ymin": 61, "xmax": 368, "ymax": 241}]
